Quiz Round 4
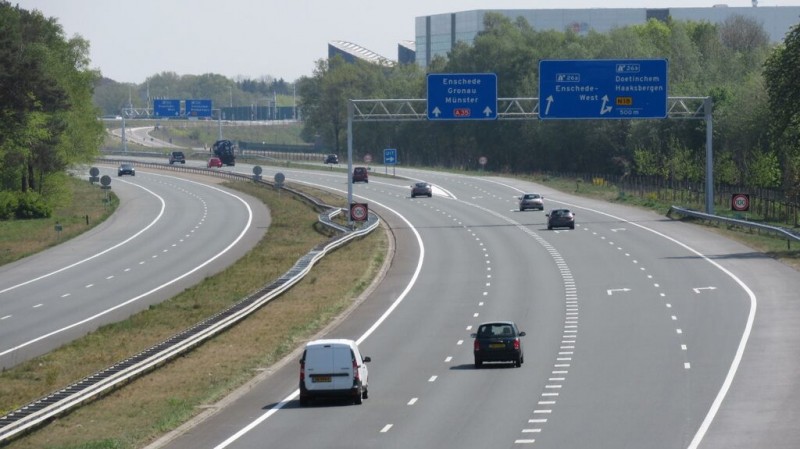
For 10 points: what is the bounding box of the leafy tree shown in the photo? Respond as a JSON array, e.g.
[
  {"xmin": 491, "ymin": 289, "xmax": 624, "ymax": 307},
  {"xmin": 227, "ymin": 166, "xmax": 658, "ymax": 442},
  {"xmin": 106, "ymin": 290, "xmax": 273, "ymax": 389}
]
[
  {"xmin": 298, "ymin": 56, "xmax": 385, "ymax": 154},
  {"xmin": 763, "ymin": 20, "xmax": 800, "ymax": 193},
  {"xmin": 0, "ymin": 1, "xmax": 103, "ymax": 206}
]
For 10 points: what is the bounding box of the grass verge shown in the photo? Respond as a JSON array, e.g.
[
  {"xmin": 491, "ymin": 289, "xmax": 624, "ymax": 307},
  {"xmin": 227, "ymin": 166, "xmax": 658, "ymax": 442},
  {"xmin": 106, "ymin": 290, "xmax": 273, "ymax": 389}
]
[{"xmin": 1, "ymin": 179, "xmax": 388, "ymax": 449}]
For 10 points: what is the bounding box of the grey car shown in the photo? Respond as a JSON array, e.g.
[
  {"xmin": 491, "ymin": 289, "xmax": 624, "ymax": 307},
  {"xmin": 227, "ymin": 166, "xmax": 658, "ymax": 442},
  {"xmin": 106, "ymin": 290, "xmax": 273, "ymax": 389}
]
[
  {"xmin": 411, "ymin": 182, "xmax": 433, "ymax": 198},
  {"xmin": 546, "ymin": 209, "xmax": 576, "ymax": 230},
  {"xmin": 519, "ymin": 193, "xmax": 544, "ymax": 211}
]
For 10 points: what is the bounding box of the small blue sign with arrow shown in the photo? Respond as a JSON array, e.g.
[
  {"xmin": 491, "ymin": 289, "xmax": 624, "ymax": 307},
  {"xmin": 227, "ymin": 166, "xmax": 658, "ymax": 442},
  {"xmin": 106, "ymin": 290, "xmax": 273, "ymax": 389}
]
[{"xmin": 384, "ymin": 148, "xmax": 397, "ymax": 165}]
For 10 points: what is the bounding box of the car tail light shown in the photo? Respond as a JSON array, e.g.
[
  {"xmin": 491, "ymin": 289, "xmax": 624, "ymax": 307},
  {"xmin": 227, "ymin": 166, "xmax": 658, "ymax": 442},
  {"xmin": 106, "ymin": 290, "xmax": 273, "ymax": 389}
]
[
  {"xmin": 513, "ymin": 338, "xmax": 521, "ymax": 351},
  {"xmin": 352, "ymin": 358, "xmax": 360, "ymax": 381},
  {"xmin": 474, "ymin": 340, "xmax": 480, "ymax": 352},
  {"xmin": 299, "ymin": 361, "xmax": 305, "ymax": 381}
]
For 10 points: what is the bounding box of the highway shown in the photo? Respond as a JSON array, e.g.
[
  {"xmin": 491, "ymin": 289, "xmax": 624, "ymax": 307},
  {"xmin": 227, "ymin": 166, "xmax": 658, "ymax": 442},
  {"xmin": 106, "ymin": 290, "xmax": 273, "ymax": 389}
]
[
  {"xmin": 0, "ymin": 166, "xmax": 269, "ymax": 370},
  {"xmin": 145, "ymin": 161, "xmax": 800, "ymax": 449}
]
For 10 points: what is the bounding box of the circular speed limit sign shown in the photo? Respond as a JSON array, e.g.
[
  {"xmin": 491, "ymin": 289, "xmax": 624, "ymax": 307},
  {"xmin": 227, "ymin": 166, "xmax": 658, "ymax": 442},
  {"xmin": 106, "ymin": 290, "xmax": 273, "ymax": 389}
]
[
  {"xmin": 350, "ymin": 203, "xmax": 368, "ymax": 222},
  {"xmin": 731, "ymin": 193, "xmax": 750, "ymax": 211}
]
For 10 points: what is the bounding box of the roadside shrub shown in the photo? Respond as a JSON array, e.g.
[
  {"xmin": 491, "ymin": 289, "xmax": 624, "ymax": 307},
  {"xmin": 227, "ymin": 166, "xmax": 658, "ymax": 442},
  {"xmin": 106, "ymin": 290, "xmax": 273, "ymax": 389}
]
[
  {"xmin": 0, "ymin": 191, "xmax": 18, "ymax": 219},
  {"xmin": 15, "ymin": 191, "xmax": 52, "ymax": 219}
]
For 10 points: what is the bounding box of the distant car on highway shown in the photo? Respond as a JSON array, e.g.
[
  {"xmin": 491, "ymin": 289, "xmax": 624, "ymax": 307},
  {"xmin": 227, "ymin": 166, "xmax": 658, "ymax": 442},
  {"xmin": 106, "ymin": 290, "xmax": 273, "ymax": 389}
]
[
  {"xmin": 519, "ymin": 193, "xmax": 544, "ymax": 211},
  {"xmin": 546, "ymin": 209, "xmax": 575, "ymax": 230},
  {"xmin": 471, "ymin": 321, "xmax": 525, "ymax": 368},
  {"xmin": 169, "ymin": 151, "xmax": 186, "ymax": 164},
  {"xmin": 117, "ymin": 163, "xmax": 135, "ymax": 176},
  {"xmin": 207, "ymin": 157, "xmax": 223, "ymax": 168},
  {"xmin": 352, "ymin": 166, "xmax": 368, "ymax": 183},
  {"xmin": 411, "ymin": 182, "xmax": 432, "ymax": 198},
  {"xmin": 324, "ymin": 154, "xmax": 339, "ymax": 164}
]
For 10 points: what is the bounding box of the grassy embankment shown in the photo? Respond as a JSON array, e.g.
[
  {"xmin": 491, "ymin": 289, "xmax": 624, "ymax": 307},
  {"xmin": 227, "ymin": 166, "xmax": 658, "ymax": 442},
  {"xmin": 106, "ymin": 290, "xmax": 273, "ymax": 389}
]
[{"xmin": 1, "ymin": 173, "xmax": 388, "ymax": 449}]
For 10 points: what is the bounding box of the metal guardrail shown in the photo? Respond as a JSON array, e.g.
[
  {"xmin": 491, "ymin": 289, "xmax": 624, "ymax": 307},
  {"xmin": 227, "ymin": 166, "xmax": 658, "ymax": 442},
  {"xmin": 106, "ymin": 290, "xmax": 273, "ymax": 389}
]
[
  {"xmin": 0, "ymin": 160, "xmax": 380, "ymax": 443},
  {"xmin": 668, "ymin": 205, "xmax": 800, "ymax": 246}
]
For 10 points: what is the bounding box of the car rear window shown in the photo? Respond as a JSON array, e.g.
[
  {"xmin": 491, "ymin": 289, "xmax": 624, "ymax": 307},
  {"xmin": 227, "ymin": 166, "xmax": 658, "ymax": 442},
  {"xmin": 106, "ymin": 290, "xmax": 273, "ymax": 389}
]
[{"xmin": 478, "ymin": 324, "xmax": 514, "ymax": 337}]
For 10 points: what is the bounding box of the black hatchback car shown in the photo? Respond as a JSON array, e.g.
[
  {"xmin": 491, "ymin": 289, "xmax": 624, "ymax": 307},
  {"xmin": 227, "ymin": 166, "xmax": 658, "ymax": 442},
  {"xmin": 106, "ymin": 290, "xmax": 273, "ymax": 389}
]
[
  {"xmin": 471, "ymin": 321, "xmax": 525, "ymax": 368},
  {"xmin": 118, "ymin": 163, "xmax": 135, "ymax": 176},
  {"xmin": 546, "ymin": 209, "xmax": 575, "ymax": 230}
]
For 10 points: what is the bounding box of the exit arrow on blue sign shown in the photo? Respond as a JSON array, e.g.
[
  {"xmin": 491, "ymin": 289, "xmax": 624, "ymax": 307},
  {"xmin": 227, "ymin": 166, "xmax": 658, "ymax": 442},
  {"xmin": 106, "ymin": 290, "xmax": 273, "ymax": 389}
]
[{"xmin": 539, "ymin": 59, "xmax": 668, "ymax": 120}]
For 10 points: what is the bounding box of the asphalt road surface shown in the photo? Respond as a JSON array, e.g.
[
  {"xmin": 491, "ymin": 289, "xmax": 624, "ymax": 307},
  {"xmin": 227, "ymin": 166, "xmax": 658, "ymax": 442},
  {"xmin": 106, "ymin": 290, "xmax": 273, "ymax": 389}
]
[{"xmin": 143, "ymin": 162, "xmax": 800, "ymax": 449}]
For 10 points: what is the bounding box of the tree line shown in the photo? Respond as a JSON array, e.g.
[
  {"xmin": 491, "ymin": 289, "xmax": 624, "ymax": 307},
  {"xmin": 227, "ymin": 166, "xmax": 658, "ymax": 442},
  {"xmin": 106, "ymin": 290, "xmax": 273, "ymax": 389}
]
[
  {"xmin": 297, "ymin": 13, "xmax": 800, "ymax": 201},
  {"xmin": 3, "ymin": 4, "xmax": 800, "ymax": 220},
  {"xmin": 0, "ymin": 1, "xmax": 103, "ymax": 218}
]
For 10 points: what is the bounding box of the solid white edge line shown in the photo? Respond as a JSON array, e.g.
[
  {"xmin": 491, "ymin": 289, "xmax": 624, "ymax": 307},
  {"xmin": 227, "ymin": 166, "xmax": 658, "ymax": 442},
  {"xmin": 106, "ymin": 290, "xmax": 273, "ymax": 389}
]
[
  {"xmin": 213, "ymin": 181, "xmax": 425, "ymax": 449},
  {"xmin": 0, "ymin": 178, "xmax": 166, "ymax": 295},
  {"xmin": 485, "ymin": 178, "xmax": 757, "ymax": 449},
  {"xmin": 1, "ymin": 175, "xmax": 254, "ymax": 359}
]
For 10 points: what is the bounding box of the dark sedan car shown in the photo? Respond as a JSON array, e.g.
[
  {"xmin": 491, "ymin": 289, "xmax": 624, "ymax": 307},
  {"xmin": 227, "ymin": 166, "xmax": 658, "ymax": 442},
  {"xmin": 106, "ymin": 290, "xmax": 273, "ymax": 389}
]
[
  {"xmin": 352, "ymin": 166, "xmax": 369, "ymax": 183},
  {"xmin": 117, "ymin": 163, "xmax": 135, "ymax": 176},
  {"xmin": 411, "ymin": 182, "xmax": 432, "ymax": 198},
  {"xmin": 471, "ymin": 321, "xmax": 525, "ymax": 368},
  {"xmin": 546, "ymin": 209, "xmax": 575, "ymax": 230}
]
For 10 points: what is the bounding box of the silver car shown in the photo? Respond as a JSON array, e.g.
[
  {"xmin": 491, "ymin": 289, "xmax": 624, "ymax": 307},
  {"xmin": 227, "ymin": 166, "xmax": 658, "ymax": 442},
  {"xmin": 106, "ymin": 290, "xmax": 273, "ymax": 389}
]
[{"xmin": 519, "ymin": 193, "xmax": 544, "ymax": 211}]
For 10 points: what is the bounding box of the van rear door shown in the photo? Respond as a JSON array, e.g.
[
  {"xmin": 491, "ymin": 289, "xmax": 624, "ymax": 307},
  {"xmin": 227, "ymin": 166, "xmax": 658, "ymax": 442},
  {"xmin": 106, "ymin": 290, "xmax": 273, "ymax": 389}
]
[
  {"xmin": 304, "ymin": 343, "xmax": 354, "ymax": 391},
  {"xmin": 331, "ymin": 345, "xmax": 354, "ymax": 390}
]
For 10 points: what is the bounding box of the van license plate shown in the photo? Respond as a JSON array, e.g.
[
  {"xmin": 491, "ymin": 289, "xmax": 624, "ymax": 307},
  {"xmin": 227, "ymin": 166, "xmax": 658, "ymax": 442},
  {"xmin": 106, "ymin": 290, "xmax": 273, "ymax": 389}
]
[{"xmin": 313, "ymin": 376, "xmax": 331, "ymax": 383}]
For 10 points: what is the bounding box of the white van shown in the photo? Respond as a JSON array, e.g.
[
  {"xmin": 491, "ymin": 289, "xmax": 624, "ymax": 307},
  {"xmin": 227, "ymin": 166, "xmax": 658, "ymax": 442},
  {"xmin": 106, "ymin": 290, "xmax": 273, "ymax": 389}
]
[{"xmin": 299, "ymin": 339, "xmax": 371, "ymax": 405}]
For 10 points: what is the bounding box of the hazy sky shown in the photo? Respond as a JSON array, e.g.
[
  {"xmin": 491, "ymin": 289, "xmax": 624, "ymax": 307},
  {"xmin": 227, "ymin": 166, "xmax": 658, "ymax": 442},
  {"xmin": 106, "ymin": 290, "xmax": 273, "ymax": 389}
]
[{"xmin": 17, "ymin": 0, "xmax": 800, "ymax": 84}]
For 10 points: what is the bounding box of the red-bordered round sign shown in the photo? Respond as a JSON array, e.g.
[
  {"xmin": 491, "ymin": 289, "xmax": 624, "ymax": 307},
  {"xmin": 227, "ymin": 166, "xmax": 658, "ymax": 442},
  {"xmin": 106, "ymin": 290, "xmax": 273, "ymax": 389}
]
[
  {"xmin": 731, "ymin": 193, "xmax": 750, "ymax": 212},
  {"xmin": 350, "ymin": 203, "xmax": 368, "ymax": 222}
]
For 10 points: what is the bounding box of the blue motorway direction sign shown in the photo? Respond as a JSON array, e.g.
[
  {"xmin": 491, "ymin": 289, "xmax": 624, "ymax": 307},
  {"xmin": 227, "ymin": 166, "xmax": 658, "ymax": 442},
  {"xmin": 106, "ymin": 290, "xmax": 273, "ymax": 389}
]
[
  {"xmin": 427, "ymin": 73, "xmax": 497, "ymax": 120},
  {"xmin": 153, "ymin": 99, "xmax": 180, "ymax": 117},
  {"xmin": 186, "ymin": 99, "xmax": 213, "ymax": 117},
  {"xmin": 539, "ymin": 59, "xmax": 668, "ymax": 120},
  {"xmin": 384, "ymin": 148, "xmax": 397, "ymax": 165}
]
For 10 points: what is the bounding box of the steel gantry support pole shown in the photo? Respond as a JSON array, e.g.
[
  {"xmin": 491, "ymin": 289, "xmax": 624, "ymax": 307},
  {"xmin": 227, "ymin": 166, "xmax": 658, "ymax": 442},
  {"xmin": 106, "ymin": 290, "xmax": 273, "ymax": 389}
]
[
  {"xmin": 347, "ymin": 100, "xmax": 354, "ymax": 226},
  {"xmin": 704, "ymin": 97, "xmax": 714, "ymax": 214}
]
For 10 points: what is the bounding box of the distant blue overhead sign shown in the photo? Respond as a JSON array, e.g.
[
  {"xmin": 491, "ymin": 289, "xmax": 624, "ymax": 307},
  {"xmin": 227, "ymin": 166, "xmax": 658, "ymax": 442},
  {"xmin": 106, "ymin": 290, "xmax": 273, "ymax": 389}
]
[
  {"xmin": 539, "ymin": 59, "xmax": 668, "ymax": 120},
  {"xmin": 186, "ymin": 99, "xmax": 213, "ymax": 117},
  {"xmin": 153, "ymin": 99, "xmax": 180, "ymax": 117},
  {"xmin": 427, "ymin": 73, "xmax": 497, "ymax": 120}
]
